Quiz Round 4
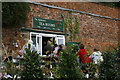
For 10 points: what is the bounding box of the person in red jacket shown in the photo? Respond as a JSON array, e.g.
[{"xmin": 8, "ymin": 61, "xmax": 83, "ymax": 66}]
[
  {"xmin": 76, "ymin": 44, "xmax": 91, "ymax": 78},
  {"xmin": 76, "ymin": 44, "xmax": 91, "ymax": 63}
]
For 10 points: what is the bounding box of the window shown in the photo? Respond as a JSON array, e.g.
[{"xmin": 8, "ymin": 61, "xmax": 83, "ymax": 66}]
[{"xmin": 30, "ymin": 32, "xmax": 65, "ymax": 56}]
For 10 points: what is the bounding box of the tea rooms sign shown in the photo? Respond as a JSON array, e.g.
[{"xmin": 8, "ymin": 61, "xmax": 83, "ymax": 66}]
[{"xmin": 33, "ymin": 17, "xmax": 63, "ymax": 31}]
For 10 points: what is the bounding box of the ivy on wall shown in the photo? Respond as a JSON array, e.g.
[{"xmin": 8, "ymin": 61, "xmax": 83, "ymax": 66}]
[
  {"xmin": 62, "ymin": 11, "xmax": 79, "ymax": 42},
  {"xmin": 73, "ymin": 16, "xmax": 79, "ymax": 40},
  {"xmin": 68, "ymin": 11, "xmax": 73, "ymax": 41},
  {"xmin": 62, "ymin": 14, "xmax": 68, "ymax": 45}
]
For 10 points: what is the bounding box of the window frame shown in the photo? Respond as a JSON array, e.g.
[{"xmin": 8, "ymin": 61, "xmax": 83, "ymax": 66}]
[{"xmin": 30, "ymin": 32, "xmax": 65, "ymax": 56}]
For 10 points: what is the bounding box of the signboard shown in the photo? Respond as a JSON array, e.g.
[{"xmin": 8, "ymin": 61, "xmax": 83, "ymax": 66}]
[{"xmin": 33, "ymin": 17, "xmax": 63, "ymax": 31}]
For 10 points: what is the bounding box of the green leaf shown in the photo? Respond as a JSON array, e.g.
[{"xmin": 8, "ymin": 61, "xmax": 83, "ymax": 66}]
[
  {"xmin": 46, "ymin": 61, "xmax": 50, "ymax": 65},
  {"xmin": 2, "ymin": 2, "xmax": 30, "ymax": 27}
]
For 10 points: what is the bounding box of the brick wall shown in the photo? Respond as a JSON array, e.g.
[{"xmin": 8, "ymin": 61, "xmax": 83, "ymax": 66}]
[
  {"xmin": 26, "ymin": 3, "xmax": 120, "ymax": 52},
  {"xmin": 2, "ymin": 2, "xmax": 120, "ymax": 57},
  {"xmin": 2, "ymin": 26, "xmax": 29, "ymax": 57},
  {"xmin": 40, "ymin": 2, "xmax": 120, "ymax": 19}
]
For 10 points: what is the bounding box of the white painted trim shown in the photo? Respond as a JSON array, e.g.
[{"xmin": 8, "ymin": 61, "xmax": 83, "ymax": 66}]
[
  {"xmin": 55, "ymin": 36, "xmax": 65, "ymax": 45},
  {"xmin": 36, "ymin": 34, "xmax": 42, "ymax": 56},
  {"xmin": 30, "ymin": 32, "xmax": 65, "ymax": 56}
]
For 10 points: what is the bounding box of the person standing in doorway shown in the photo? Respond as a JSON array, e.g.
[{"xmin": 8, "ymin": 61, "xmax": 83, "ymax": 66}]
[
  {"xmin": 43, "ymin": 41, "xmax": 47, "ymax": 55},
  {"xmin": 44, "ymin": 40, "xmax": 53, "ymax": 56},
  {"xmin": 57, "ymin": 44, "xmax": 63, "ymax": 56},
  {"xmin": 53, "ymin": 44, "xmax": 59, "ymax": 57}
]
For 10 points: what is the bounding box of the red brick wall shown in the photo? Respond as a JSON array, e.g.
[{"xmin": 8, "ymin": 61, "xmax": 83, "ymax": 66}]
[
  {"xmin": 2, "ymin": 26, "xmax": 29, "ymax": 57},
  {"xmin": 26, "ymin": 3, "xmax": 120, "ymax": 52},
  {"xmin": 40, "ymin": 2, "xmax": 120, "ymax": 19},
  {"xmin": 2, "ymin": 2, "xmax": 120, "ymax": 56}
]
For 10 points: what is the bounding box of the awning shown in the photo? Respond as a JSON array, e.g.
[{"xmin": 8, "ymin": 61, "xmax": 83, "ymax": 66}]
[{"xmin": 21, "ymin": 28, "xmax": 69, "ymax": 36}]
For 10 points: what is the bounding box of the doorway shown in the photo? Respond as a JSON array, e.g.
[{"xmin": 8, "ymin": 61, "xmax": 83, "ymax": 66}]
[
  {"xmin": 42, "ymin": 36, "xmax": 55, "ymax": 55},
  {"xmin": 30, "ymin": 32, "xmax": 65, "ymax": 56}
]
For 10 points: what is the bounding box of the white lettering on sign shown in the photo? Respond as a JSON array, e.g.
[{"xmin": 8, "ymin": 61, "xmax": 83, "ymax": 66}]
[
  {"xmin": 39, "ymin": 22, "xmax": 55, "ymax": 27},
  {"xmin": 38, "ymin": 26, "xmax": 40, "ymax": 28},
  {"xmin": 35, "ymin": 18, "xmax": 46, "ymax": 22},
  {"xmin": 39, "ymin": 22, "xmax": 43, "ymax": 25}
]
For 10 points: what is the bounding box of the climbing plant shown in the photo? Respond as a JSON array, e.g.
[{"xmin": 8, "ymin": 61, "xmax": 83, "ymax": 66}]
[
  {"xmin": 68, "ymin": 11, "xmax": 73, "ymax": 41},
  {"xmin": 73, "ymin": 16, "xmax": 79, "ymax": 40},
  {"xmin": 62, "ymin": 14, "xmax": 68, "ymax": 45},
  {"xmin": 62, "ymin": 11, "xmax": 79, "ymax": 42}
]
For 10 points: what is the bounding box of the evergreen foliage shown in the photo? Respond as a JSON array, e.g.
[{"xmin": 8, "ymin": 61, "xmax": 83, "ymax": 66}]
[
  {"xmin": 98, "ymin": 2, "xmax": 120, "ymax": 8},
  {"xmin": 2, "ymin": 2, "xmax": 30, "ymax": 27},
  {"xmin": 99, "ymin": 47, "xmax": 119, "ymax": 80},
  {"xmin": 21, "ymin": 44, "xmax": 44, "ymax": 80},
  {"xmin": 56, "ymin": 45, "xmax": 83, "ymax": 79}
]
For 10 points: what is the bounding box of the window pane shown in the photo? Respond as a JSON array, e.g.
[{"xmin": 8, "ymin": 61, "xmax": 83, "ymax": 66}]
[
  {"xmin": 37, "ymin": 37, "xmax": 39, "ymax": 44},
  {"xmin": 58, "ymin": 39, "xmax": 63, "ymax": 45},
  {"xmin": 31, "ymin": 34, "xmax": 36, "ymax": 47}
]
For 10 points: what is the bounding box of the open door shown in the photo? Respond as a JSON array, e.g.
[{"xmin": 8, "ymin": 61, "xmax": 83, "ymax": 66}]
[
  {"xmin": 36, "ymin": 35, "xmax": 42, "ymax": 56},
  {"xmin": 55, "ymin": 36, "xmax": 65, "ymax": 45}
]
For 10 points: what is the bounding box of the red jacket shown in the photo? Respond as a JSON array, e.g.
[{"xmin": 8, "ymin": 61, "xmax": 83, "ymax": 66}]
[{"xmin": 77, "ymin": 49, "xmax": 91, "ymax": 63}]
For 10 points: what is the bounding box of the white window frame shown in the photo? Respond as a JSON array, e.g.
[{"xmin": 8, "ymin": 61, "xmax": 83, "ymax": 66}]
[
  {"xmin": 30, "ymin": 32, "xmax": 65, "ymax": 56},
  {"xmin": 55, "ymin": 36, "xmax": 65, "ymax": 45},
  {"xmin": 36, "ymin": 34, "xmax": 42, "ymax": 56}
]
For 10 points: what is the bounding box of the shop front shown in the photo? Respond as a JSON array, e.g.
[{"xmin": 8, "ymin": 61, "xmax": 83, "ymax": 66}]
[
  {"xmin": 21, "ymin": 17, "xmax": 65, "ymax": 56},
  {"xmin": 30, "ymin": 32, "xmax": 65, "ymax": 56}
]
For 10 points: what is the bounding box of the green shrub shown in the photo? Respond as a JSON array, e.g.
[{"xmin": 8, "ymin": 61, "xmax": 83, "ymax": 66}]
[
  {"xmin": 56, "ymin": 45, "xmax": 83, "ymax": 79},
  {"xmin": 21, "ymin": 44, "xmax": 44, "ymax": 80},
  {"xmin": 99, "ymin": 47, "xmax": 119, "ymax": 80}
]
